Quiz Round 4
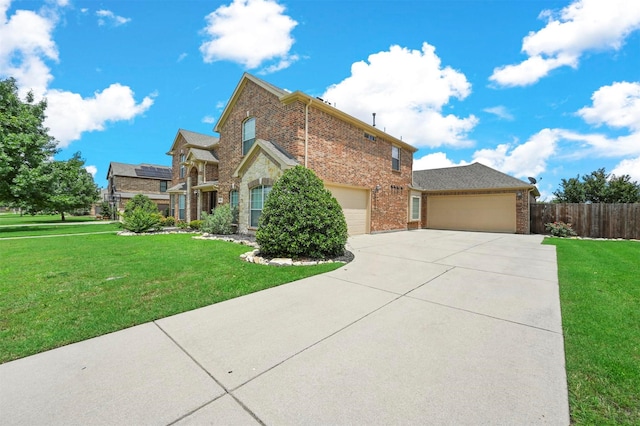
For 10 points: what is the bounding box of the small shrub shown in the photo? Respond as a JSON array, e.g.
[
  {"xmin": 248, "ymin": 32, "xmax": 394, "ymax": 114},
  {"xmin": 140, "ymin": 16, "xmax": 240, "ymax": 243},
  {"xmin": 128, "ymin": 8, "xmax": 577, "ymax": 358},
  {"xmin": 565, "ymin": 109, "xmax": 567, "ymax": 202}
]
[
  {"xmin": 545, "ymin": 221, "xmax": 577, "ymax": 237},
  {"xmin": 256, "ymin": 166, "xmax": 347, "ymax": 259},
  {"xmin": 189, "ymin": 220, "xmax": 203, "ymax": 230},
  {"xmin": 121, "ymin": 207, "xmax": 162, "ymax": 233},
  {"xmin": 163, "ymin": 216, "xmax": 175, "ymax": 227},
  {"xmin": 176, "ymin": 220, "xmax": 189, "ymax": 229},
  {"xmin": 201, "ymin": 204, "xmax": 235, "ymax": 234}
]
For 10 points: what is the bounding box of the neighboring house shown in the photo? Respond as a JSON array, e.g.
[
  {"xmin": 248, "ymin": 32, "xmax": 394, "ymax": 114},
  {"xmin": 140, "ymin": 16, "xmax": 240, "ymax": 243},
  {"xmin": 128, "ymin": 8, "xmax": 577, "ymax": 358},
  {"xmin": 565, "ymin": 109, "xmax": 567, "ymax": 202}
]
[
  {"xmin": 412, "ymin": 163, "xmax": 539, "ymax": 234},
  {"xmin": 106, "ymin": 162, "xmax": 172, "ymax": 215},
  {"xmin": 167, "ymin": 73, "xmax": 418, "ymax": 235},
  {"xmin": 165, "ymin": 129, "xmax": 220, "ymax": 222}
]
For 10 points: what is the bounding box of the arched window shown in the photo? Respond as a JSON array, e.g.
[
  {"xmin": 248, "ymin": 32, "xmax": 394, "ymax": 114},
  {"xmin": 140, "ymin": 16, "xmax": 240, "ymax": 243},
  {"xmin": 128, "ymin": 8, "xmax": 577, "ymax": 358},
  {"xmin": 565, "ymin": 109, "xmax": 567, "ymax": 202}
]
[
  {"xmin": 242, "ymin": 118, "xmax": 256, "ymax": 155},
  {"xmin": 249, "ymin": 185, "xmax": 271, "ymax": 228}
]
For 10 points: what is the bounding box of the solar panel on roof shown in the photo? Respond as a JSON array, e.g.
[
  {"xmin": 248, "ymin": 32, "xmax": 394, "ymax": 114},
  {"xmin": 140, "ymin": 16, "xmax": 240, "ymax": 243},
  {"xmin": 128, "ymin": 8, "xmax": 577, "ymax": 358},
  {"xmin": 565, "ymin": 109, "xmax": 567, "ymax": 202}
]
[{"xmin": 134, "ymin": 166, "xmax": 172, "ymax": 179}]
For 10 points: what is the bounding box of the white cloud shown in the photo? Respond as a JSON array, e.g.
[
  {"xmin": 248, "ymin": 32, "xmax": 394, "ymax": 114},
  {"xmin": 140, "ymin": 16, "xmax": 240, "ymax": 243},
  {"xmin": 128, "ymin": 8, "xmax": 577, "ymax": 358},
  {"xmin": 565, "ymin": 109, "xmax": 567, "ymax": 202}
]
[
  {"xmin": 202, "ymin": 115, "xmax": 216, "ymax": 124},
  {"xmin": 0, "ymin": 1, "xmax": 153, "ymax": 147},
  {"xmin": 0, "ymin": 1, "xmax": 58, "ymax": 97},
  {"xmin": 177, "ymin": 52, "xmax": 188, "ymax": 62},
  {"xmin": 413, "ymin": 152, "xmax": 468, "ymax": 171},
  {"xmin": 483, "ymin": 105, "xmax": 514, "ymax": 121},
  {"xmin": 322, "ymin": 43, "xmax": 478, "ymax": 148},
  {"xmin": 559, "ymin": 81, "xmax": 640, "ymax": 158},
  {"xmin": 490, "ymin": 0, "xmax": 640, "ymax": 87},
  {"xmin": 611, "ymin": 157, "xmax": 640, "ymax": 182},
  {"xmin": 200, "ymin": 0, "xmax": 298, "ymax": 72},
  {"xmin": 577, "ymin": 81, "xmax": 640, "ymax": 131},
  {"xmin": 472, "ymin": 129, "xmax": 560, "ymax": 178},
  {"xmin": 85, "ymin": 165, "xmax": 98, "ymax": 178},
  {"xmin": 96, "ymin": 9, "xmax": 131, "ymax": 27},
  {"xmin": 44, "ymin": 84, "xmax": 154, "ymax": 147}
]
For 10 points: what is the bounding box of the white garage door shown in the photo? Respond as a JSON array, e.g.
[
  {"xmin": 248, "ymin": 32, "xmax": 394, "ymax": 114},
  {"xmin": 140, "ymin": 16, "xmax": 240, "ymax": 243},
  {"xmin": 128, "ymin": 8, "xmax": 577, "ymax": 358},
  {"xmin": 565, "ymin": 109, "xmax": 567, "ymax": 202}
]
[
  {"xmin": 326, "ymin": 185, "xmax": 369, "ymax": 236},
  {"xmin": 427, "ymin": 193, "xmax": 516, "ymax": 233}
]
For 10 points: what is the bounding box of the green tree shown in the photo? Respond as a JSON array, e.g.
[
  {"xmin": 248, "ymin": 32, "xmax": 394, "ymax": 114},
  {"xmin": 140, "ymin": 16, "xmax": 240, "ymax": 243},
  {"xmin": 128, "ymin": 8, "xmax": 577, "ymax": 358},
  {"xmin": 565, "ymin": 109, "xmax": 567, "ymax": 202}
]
[
  {"xmin": 582, "ymin": 168, "xmax": 609, "ymax": 203},
  {"xmin": 553, "ymin": 176, "xmax": 585, "ymax": 203},
  {"xmin": 256, "ymin": 166, "xmax": 347, "ymax": 259},
  {"xmin": 553, "ymin": 168, "xmax": 640, "ymax": 203},
  {"xmin": 0, "ymin": 78, "xmax": 58, "ymax": 208},
  {"xmin": 124, "ymin": 194, "xmax": 159, "ymax": 215},
  {"xmin": 14, "ymin": 153, "xmax": 100, "ymax": 220}
]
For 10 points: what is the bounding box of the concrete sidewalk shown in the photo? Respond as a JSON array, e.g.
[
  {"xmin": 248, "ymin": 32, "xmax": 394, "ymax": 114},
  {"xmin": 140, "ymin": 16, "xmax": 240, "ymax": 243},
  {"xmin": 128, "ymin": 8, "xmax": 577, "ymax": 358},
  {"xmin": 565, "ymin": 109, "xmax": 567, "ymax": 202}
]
[{"xmin": 0, "ymin": 230, "xmax": 570, "ymax": 425}]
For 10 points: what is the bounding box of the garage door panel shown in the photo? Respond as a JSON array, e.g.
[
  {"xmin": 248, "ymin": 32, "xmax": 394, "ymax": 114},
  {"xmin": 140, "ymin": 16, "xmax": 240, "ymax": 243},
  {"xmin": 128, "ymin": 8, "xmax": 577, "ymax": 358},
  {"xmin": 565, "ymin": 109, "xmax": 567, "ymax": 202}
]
[
  {"xmin": 427, "ymin": 194, "xmax": 516, "ymax": 233},
  {"xmin": 326, "ymin": 185, "xmax": 369, "ymax": 236}
]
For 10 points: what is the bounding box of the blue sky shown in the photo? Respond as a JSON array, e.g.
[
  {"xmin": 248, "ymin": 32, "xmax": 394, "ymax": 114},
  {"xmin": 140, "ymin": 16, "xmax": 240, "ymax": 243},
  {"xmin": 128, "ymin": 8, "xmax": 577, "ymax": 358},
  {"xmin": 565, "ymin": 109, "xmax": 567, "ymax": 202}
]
[{"xmin": 2, "ymin": 0, "xmax": 639, "ymax": 200}]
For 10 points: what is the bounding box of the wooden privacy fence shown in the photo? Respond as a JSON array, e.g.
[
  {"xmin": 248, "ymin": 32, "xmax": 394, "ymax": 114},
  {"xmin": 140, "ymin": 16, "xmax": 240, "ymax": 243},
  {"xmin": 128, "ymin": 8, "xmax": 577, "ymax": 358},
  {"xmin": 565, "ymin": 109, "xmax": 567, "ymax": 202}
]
[{"xmin": 531, "ymin": 203, "xmax": 640, "ymax": 239}]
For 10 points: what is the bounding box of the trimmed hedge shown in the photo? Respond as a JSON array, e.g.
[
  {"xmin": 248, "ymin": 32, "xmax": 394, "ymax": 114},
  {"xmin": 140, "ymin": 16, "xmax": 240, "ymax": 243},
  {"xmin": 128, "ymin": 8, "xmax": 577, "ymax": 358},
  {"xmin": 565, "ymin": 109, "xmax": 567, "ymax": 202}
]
[{"xmin": 256, "ymin": 166, "xmax": 347, "ymax": 259}]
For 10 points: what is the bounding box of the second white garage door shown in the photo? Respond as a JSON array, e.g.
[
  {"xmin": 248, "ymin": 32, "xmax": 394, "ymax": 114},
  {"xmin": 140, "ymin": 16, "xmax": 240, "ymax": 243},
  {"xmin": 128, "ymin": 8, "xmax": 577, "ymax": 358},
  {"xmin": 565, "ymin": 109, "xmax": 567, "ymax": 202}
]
[
  {"xmin": 427, "ymin": 193, "xmax": 516, "ymax": 233},
  {"xmin": 326, "ymin": 185, "xmax": 370, "ymax": 236}
]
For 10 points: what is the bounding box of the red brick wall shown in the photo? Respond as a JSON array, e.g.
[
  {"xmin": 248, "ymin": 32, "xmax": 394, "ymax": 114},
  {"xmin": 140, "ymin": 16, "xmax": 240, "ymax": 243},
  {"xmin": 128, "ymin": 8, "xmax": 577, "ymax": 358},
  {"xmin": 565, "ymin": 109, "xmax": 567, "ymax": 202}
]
[{"xmin": 216, "ymin": 79, "xmax": 413, "ymax": 233}]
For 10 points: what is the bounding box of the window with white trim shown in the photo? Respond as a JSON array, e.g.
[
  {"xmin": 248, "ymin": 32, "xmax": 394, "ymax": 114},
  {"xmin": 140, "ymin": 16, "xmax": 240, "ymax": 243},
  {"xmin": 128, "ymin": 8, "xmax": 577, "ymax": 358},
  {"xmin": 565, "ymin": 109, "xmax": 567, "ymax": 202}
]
[
  {"xmin": 411, "ymin": 196, "xmax": 421, "ymax": 221},
  {"xmin": 242, "ymin": 118, "xmax": 256, "ymax": 155},
  {"xmin": 179, "ymin": 154, "xmax": 186, "ymax": 178},
  {"xmin": 249, "ymin": 185, "xmax": 271, "ymax": 228},
  {"xmin": 392, "ymin": 146, "xmax": 400, "ymax": 171},
  {"xmin": 178, "ymin": 194, "xmax": 186, "ymax": 220}
]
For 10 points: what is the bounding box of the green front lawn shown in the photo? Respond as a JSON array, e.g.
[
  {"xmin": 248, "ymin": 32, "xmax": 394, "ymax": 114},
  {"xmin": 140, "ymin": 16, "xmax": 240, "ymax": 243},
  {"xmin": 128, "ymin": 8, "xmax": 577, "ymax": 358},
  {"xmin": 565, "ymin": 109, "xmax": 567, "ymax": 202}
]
[
  {"xmin": 545, "ymin": 238, "xmax": 640, "ymax": 425},
  {"xmin": 0, "ymin": 233, "xmax": 342, "ymax": 363},
  {"xmin": 0, "ymin": 223, "xmax": 121, "ymax": 238},
  {"xmin": 0, "ymin": 213, "xmax": 100, "ymax": 225}
]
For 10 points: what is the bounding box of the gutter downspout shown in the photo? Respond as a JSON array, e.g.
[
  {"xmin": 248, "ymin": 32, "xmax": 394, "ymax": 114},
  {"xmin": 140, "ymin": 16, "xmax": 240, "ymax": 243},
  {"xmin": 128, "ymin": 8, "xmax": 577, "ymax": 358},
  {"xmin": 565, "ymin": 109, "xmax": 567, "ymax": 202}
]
[{"xmin": 305, "ymin": 98, "xmax": 312, "ymax": 168}]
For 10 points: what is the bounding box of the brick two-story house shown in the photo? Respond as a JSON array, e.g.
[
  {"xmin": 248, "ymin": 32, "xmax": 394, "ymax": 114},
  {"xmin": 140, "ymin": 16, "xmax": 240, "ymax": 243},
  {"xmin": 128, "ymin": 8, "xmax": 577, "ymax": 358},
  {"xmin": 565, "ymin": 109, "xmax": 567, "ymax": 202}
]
[
  {"xmin": 106, "ymin": 162, "xmax": 172, "ymax": 215},
  {"xmin": 165, "ymin": 129, "xmax": 220, "ymax": 222},
  {"xmin": 168, "ymin": 73, "xmax": 418, "ymax": 235}
]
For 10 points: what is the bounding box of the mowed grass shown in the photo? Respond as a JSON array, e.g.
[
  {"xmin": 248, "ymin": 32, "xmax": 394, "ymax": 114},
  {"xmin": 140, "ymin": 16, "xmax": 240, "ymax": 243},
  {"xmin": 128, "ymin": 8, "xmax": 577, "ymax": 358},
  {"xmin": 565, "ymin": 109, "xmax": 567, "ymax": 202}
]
[
  {"xmin": 0, "ymin": 213, "xmax": 99, "ymax": 225},
  {"xmin": 0, "ymin": 222, "xmax": 121, "ymax": 238},
  {"xmin": 0, "ymin": 233, "xmax": 342, "ymax": 364},
  {"xmin": 544, "ymin": 238, "xmax": 640, "ymax": 425}
]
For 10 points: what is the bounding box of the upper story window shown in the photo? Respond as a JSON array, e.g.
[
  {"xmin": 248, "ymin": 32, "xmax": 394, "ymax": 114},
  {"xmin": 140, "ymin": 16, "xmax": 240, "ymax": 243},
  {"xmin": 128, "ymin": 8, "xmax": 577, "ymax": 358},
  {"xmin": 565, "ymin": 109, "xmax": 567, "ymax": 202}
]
[
  {"xmin": 160, "ymin": 181, "xmax": 168, "ymax": 192},
  {"xmin": 179, "ymin": 154, "xmax": 186, "ymax": 178},
  {"xmin": 242, "ymin": 118, "xmax": 256, "ymax": 156},
  {"xmin": 392, "ymin": 146, "xmax": 400, "ymax": 171}
]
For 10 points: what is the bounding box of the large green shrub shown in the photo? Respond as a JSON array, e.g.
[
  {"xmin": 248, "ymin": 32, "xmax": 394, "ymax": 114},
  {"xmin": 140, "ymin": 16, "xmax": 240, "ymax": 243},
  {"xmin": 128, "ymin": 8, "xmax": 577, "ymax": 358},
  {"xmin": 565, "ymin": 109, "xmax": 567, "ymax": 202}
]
[
  {"xmin": 122, "ymin": 208, "xmax": 162, "ymax": 233},
  {"xmin": 256, "ymin": 166, "xmax": 347, "ymax": 259},
  {"xmin": 201, "ymin": 204, "xmax": 235, "ymax": 235},
  {"xmin": 123, "ymin": 194, "xmax": 158, "ymax": 215},
  {"xmin": 121, "ymin": 195, "xmax": 161, "ymax": 233}
]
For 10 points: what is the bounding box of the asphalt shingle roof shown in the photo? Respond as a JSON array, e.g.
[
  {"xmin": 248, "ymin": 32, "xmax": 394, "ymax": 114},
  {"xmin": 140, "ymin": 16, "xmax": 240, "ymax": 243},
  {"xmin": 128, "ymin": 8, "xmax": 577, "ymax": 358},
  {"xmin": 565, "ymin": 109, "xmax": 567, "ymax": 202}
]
[
  {"xmin": 109, "ymin": 162, "xmax": 171, "ymax": 180},
  {"xmin": 412, "ymin": 162, "xmax": 535, "ymax": 192},
  {"xmin": 179, "ymin": 129, "xmax": 219, "ymax": 148},
  {"xmin": 188, "ymin": 148, "xmax": 219, "ymax": 163}
]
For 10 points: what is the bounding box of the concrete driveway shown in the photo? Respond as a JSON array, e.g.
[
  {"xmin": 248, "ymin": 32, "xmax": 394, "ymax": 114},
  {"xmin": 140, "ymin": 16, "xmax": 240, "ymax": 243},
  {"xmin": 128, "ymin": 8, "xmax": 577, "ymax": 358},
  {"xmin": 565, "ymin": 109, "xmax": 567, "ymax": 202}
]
[{"xmin": 0, "ymin": 230, "xmax": 569, "ymax": 425}]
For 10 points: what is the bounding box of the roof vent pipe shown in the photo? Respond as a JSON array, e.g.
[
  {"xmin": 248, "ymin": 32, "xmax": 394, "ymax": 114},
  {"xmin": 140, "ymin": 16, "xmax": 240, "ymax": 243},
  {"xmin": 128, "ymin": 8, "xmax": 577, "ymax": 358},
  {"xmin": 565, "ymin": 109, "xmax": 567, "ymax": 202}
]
[{"xmin": 372, "ymin": 112, "xmax": 376, "ymax": 127}]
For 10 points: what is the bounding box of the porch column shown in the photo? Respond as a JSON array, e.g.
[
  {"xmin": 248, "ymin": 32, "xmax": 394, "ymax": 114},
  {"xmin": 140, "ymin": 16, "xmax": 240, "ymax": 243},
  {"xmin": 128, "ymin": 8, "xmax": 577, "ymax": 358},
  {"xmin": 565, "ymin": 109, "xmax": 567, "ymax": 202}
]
[
  {"xmin": 196, "ymin": 190, "xmax": 202, "ymax": 220},
  {"xmin": 186, "ymin": 179, "xmax": 191, "ymax": 223}
]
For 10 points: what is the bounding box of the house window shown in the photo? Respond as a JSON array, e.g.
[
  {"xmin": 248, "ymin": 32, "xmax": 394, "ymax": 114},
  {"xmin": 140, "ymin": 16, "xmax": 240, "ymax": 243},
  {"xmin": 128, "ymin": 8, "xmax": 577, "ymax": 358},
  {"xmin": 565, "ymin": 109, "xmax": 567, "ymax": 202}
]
[
  {"xmin": 160, "ymin": 181, "xmax": 168, "ymax": 192},
  {"xmin": 229, "ymin": 190, "xmax": 238, "ymax": 208},
  {"xmin": 170, "ymin": 194, "xmax": 175, "ymax": 217},
  {"xmin": 178, "ymin": 194, "xmax": 186, "ymax": 221},
  {"xmin": 249, "ymin": 185, "xmax": 271, "ymax": 228},
  {"xmin": 364, "ymin": 132, "xmax": 376, "ymax": 141},
  {"xmin": 411, "ymin": 196, "xmax": 421, "ymax": 221},
  {"xmin": 392, "ymin": 146, "xmax": 400, "ymax": 171},
  {"xmin": 179, "ymin": 154, "xmax": 186, "ymax": 178},
  {"xmin": 242, "ymin": 118, "xmax": 256, "ymax": 156}
]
